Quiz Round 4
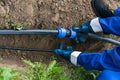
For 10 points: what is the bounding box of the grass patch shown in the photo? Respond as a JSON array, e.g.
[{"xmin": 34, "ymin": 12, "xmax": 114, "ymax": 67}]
[
  {"xmin": 70, "ymin": 67, "xmax": 99, "ymax": 80},
  {"xmin": 0, "ymin": 13, "xmax": 31, "ymax": 30},
  {"xmin": 0, "ymin": 67, "xmax": 19, "ymax": 80},
  {"xmin": 22, "ymin": 60, "xmax": 99, "ymax": 80},
  {"xmin": 0, "ymin": 60, "xmax": 100, "ymax": 80},
  {"xmin": 22, "ymin": 60, "xmax": 69, "ymax": 80}
]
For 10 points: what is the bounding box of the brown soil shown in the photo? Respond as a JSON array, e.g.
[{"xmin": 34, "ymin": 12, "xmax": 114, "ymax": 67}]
[{"xmin": 0, "ymin": 0, "xmax": 119, "ymax": 69}]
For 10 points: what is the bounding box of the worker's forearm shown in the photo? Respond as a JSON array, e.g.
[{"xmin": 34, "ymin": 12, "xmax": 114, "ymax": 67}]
[
  {"xmin": 90, "ymin": 7, "xmax": 120, "ymax": 36},
  {"xmin": 99, "ymin": 16, "xmax": 120, "ymax": 36},
  {"xmin": 76, "ymin": 46, "xmax": 120, "ymax": 71},
  {"xmin": 90, "ymin": 16, "xmax": 120, "ymax": 36}
]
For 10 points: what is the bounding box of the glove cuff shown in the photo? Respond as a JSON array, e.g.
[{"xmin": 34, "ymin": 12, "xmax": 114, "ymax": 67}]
[
  {"xmin": 90, "ymin": 17, "xmax": 103, "ymax": 32},
  {"xmin": 70, "ymin": 51, "xmax": 81, "ymax": 66}
]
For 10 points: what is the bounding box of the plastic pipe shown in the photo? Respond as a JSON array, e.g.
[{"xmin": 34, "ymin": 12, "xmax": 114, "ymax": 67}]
[{"xmin": 0, "ymin": 30, "xmax": 58, "ymax": 35}]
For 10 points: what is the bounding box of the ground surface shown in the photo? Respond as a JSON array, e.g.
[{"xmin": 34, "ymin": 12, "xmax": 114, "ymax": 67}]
[{"xmin": 0, "ymin": 0, "xmax": 119, "ymax": 70}]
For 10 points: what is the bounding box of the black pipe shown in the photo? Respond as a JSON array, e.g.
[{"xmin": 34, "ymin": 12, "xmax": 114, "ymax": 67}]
[
  {"xmin": 0, "ymin": 30, "xmax": 58, "ymax": 35},
  {"xmin": 0, "ymin": 29, "xmax": 119, "ymax": 46},
  {"xmin": 78, "ymin": 33, "xmax": 120, "ymax": 46},
  {"xmin": 0, "ymin": 46, "xmax": 54, "ymax": 52}
]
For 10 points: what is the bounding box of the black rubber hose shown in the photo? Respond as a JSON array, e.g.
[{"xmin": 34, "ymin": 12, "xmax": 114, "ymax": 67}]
[
  {"xmin": 0, "ymin": 46, "xmax": 54, "ymax": 52},
  {"xmin": 78, "ymin": 33, "xmax": 120, "ymax": 46}
]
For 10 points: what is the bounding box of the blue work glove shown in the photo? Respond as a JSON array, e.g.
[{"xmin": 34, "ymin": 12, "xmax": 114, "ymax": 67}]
[
  {"xmin": 72, "ymin": 21, "xmax": 94, "ymax": 33},
  {"xmin": 72, "ymin": 21, "xmax": 94, "ymax": 43},
  {"xmin": 54, "ymin": 43, "xmax": 82, "ymax": 66},
  {"xmin": 54, "ymin": 46, "xmax": 73, "ymax": 60}
]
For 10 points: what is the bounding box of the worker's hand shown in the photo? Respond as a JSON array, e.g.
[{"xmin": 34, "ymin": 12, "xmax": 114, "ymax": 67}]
[
  {"xmin": 72, "ymin": 21, "xmax": 94, "ymax": 33},
  {"xmin": 54, "ymin": 46, "xmax": 73, "ymax": 60},
  {"xmin": 72, "ymin": 21, "xmax": 94, "ymax": 43},
  {"xmin": 54, "ymin": 43, "xmax": 81, "ymax": 66},
  {"xmin": 54, "ymin": 43, "xmax": 73, "ymax": 60}
]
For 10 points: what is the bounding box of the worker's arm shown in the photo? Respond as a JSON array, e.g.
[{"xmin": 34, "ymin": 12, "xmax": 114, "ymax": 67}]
[
  {"xmin": 91, "ymin": 16, "xmax": 120, "ymax": 36},
  {"xmin": 54, "ymin": 46, "xmax": 120, "ymax": 71},
  {"xmin": 76, "ymin": 46, "xmax": 120, "ymax": 71},
  {"xmin": 91, "ymin": 7, "xmax": 120, "ymax": 35},
  {"xmin": 73, "ymin": 7, "xmax": 120, "ymax": 36},
  {"xmin": 90, "ymin": 7, "xmax": 120, "ymax": 36},
  {"xmin": 73, "ymin": 16, "xmax": 120, "ymax": 36}
]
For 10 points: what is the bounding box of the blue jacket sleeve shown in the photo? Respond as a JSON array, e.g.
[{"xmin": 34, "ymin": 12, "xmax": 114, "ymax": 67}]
[
  {"xmin": 77, "ymin": 46, "xmax": 120, "ymax": 71},
  {"xmin": 99, "ymin": 16, "xmax": 120, "ymax": 36},
  {"xmin": 99, "ymin": 7, "xmax": 120, "ymax": 36}
]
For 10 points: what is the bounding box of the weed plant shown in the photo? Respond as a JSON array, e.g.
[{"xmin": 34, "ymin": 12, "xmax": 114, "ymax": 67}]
[
  {"xmin": 23, "ymin": 60, "xmax": 69, "ymax": 80},
  {"xmin": 70, "ymin": 67, "xmax": 99, "ymax": 80},
  {"xmin": 23, "ymin": 60, "xmax": 99, "ymax": 80},
  {"xmin": 0, "ymin": 67, "xmax": 19, "ymax": 80}
]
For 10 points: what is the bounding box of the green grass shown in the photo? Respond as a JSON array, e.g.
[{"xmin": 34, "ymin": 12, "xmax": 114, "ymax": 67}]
[
  {"xmin": 0, "ymin": 67, "xmax": 19, "ymax": 80},
  {"xmin": 22, "ymin": 60, "xmax": 99, "ymax": 80},
  {"xmin": 0, "ymin": 13, "xmax": 31, "ymax": 30},
  {"xmin": 70, "ymin": 67, "xmax": 99, "ymax": 80},
  {"xmin": 22, "ymin": 60, "xmax": 69, "ymax": 80},
  {"xmin": 0, "ymin": 60, "xmax": 100, "ymax": 80}
]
